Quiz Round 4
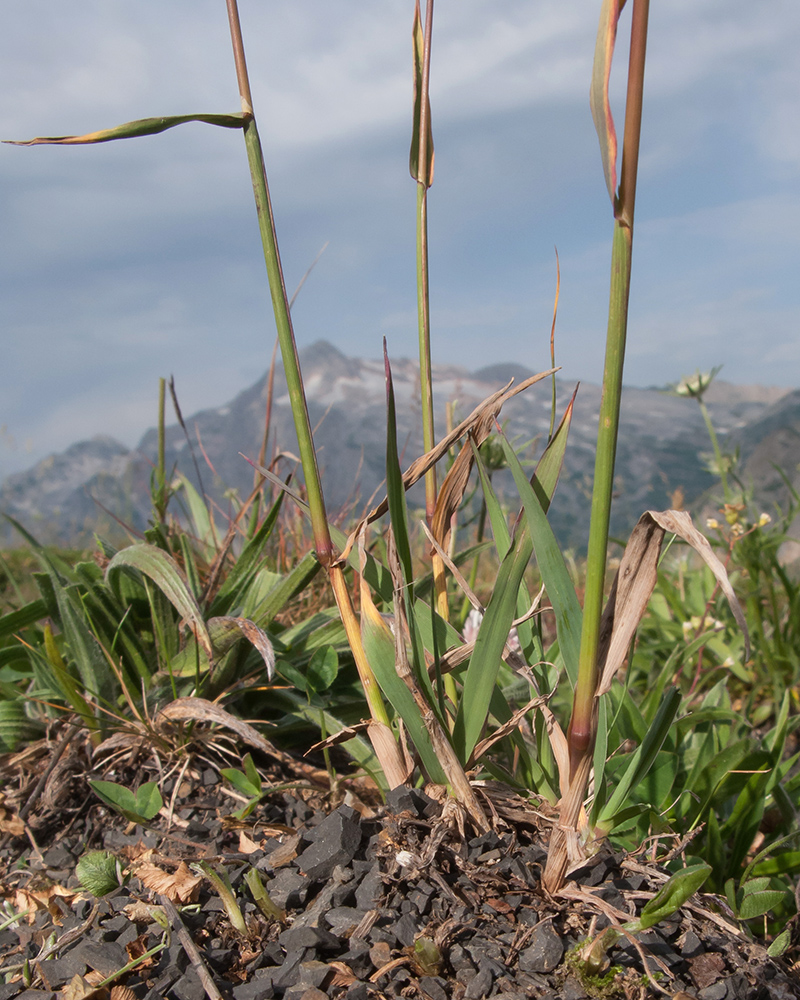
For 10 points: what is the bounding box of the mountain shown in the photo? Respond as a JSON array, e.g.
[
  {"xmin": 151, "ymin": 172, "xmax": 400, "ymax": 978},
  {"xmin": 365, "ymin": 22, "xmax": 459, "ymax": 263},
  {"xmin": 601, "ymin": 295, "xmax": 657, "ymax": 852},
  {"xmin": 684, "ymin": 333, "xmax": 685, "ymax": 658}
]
[{"xmin": 0, "ymin": 341, "xmax": 794, "ymax": 551}]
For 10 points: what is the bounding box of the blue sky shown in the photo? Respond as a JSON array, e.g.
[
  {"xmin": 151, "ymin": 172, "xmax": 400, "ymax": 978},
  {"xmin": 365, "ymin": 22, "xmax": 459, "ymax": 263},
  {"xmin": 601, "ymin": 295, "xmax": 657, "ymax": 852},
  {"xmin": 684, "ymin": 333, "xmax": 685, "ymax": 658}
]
[{"xmin": 1, "ymin": 0, "xmax": 799, "ymax": 481}]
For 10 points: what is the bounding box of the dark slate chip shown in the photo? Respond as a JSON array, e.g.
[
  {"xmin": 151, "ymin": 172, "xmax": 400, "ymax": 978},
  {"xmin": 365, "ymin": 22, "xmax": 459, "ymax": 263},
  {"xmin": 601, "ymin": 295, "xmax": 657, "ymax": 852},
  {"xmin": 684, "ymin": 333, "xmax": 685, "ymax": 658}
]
[
  {"xmin": 42, "ymin": 844, "xmax": 75, "ymax": 869},
  {"xmin": 279, "ymin": 924, "xmax": 342, "ymax": 953},
  {"xmin": 463, "ymin": 965, "xmax": 494, "ymax": 999},
  {"xmin": 418, "ymin": 975, "xmax": 449, "ymax": 1000},
  {"xmin": 232, "ymin": 977, "xmax": 276, "ymax": 1000},
  {"xmin": 70, "ymin": 939, "xmax": 129, "ymax": 978},
  {"xmin": 344, "ymin": 984, "xmax": 370, "ymax": 1000},
  {"xmin": 680, "ymin": 928, "xmax": 705, "ymax": 957},
  {"xmin": 496, "ymin": 855, "xmax": 537, "ymax": 886},
  {"xmin": 354, "ymin": 863, "xmax": 384, "ymax": 910},
  {"xmin": 268, "ymin": 868, "xmax": 312, "ymax": 909},
  {"xmin": 393, "ymin": 911, "xmax": 421, "ymax": 948},
  {"xmin": 271, "ymin": 948, "xmax": 311, "ymax": 991},
  {"xmin": 37, "ymin": 954, "xmax": 87, "ymax": 991},
  {"xmin": 11, "ymin": 992, "xmax": 56, "ymax": 1000},
  {"xmin": 297, "ymin": 959, "xmax": 330, "ymax": 988},
  {"xmin": 699, "ymin": 983, "xmax": 728, "ymax": 1000},
  {"xmin": 325, "ymin": 905, "xmax": 367, "ymax": 936},
  {"xmin": 385, "ymin": 786, "xmax": 435, "ymax": 818},
  {"xmin": 340, "ymin": 938, "xmax": 372, "ymax": 979},
  {"xmin": 296, "ymin": 808, "xmax": 362, "ymax": 881},
  {"xmin": 284, "ymin": 988, "xmax": 327, "ymax": 1000},
  {"xmin": 559, "ymin": 975, "xmax": 590, "ymax": 1000},
  {"xmin": 517, "ymin": 921, "xmax": 564, "ymax": 974},
  {"xmin": 170, "ymin": 970, "xmax": 207, "ymax": 1000}
]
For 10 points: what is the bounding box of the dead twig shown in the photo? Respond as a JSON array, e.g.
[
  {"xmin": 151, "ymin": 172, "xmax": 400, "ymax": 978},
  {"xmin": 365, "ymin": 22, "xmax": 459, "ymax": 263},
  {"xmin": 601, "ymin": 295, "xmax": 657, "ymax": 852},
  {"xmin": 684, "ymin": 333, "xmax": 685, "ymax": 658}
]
[{"xmin": 160, "ymin": 895, "xmax": 224, "ymax": 1000}]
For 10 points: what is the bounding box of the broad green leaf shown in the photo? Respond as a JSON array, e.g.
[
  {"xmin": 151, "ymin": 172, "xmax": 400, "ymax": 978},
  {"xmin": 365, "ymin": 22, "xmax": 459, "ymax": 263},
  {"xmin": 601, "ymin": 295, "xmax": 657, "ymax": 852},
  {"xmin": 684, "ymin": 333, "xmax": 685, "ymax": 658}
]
[
  {"xmin": 471, "ymin": 441, "xmax": 512, "ymax": 559},
  {"xmin": 106, "ymin": 544, "xmax": 211, "ymax": 658},
  {"xmin": 633, "ymin": 863, "xmax": 710, "ymax": 931},
  {"xmin": 721, "ymin": 769, "xmax": 770, "ymax": 873},
  {"xmin": 383, "ymin": 346, "xmax": 436, "ymax": 708},
  {"xmin": 7, "ymin": 112, "xmax": 247, "ymax": 146},
  {"xmin": 737, "ymin": 888, "xmax": 787, "ymax": 921},
  {"xmin": 768, "ymin": 928, "xmax": 792, "ymax": 958},
  {"xmin": 0, "ymin": 699, "xmax": 44, "ymax": 751},
  {"xmin": 249, "ymin": 551, "xmax": 320, "ymax": 627},
  {"xmin": 291, "ymin": 704, "xmax": 386, "ymax": 791},
  {"xmin": 76, "ymin": 851, "xmax": 123, "ymax": 897},
  {"xmin": 307, "ymin": 646, "xmax": 339, "ymax": 696},
  {"xmin": 133, "ymin": 781, "xmax": 164, "ymax": 821},
  {"xmin": 55, "ymin": 582, "xmax": 115, "ymax": 706},
  {"xmin": 243, "ymin": 752, "xmax": 261, "ymax": 790},
  {"xmin": 175, "ymin": 474, "xmax": 217, "ymax": 557},
  {"xmin": 90, "ymin": 779, "xmax": 162, "ymax": 823},
  {"xmin": 220, "ymin": 766, "xmax": 261, "ymax": 799},
  {"xmin": 752, "ymin": 851, "xmax": 800, "ymax": 878},
  {"xmin": 680, "ymin": 738, "xmax": 753, "ymax": 826},
  {"xmin": 42, "ymin": 625, "xmax": 97, "ymax": 730},
  {"xmin": 179, "ymin": 533, "xmax": 202, "ymax": 601},
  {"xmin": 213, "ymin": 489, "xmax": 285, "ymax": 612}
]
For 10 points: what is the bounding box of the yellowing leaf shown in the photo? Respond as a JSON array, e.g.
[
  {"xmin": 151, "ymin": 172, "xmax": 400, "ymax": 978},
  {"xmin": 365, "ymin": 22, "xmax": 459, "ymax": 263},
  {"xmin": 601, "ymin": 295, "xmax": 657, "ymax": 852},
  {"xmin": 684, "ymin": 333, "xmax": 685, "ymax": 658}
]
[
  {"xmin": 590, "ymin": 0, "xmax": 628, "ymax": 205},
  {"xmin": 6, "ymin": 112, "xmax": 246, "ymax": 146}
]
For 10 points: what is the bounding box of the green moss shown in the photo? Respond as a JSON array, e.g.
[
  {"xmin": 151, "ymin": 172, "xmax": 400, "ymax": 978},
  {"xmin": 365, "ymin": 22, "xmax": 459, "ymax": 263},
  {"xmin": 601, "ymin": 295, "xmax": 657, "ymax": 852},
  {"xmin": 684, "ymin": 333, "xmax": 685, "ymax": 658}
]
[{"xmin": 563, "ymin": 946, "xmax": 624, "ymax": 999}]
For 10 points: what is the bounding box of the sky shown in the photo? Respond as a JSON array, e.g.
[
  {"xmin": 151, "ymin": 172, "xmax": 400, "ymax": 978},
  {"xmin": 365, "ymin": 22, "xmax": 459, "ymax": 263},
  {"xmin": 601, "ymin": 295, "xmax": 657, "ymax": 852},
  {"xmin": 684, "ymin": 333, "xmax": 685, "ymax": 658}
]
[{"xmin": 1, "ymin": 0, "xmax": 799, "ymax": 481}]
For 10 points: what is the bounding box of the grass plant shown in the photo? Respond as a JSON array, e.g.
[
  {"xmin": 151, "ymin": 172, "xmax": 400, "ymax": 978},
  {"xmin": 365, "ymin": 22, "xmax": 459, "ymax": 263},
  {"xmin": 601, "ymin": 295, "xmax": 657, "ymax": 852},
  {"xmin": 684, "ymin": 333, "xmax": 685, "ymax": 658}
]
[{"xmin": 2, "ymin": 0, "xmax": 799, "ymax": 964}]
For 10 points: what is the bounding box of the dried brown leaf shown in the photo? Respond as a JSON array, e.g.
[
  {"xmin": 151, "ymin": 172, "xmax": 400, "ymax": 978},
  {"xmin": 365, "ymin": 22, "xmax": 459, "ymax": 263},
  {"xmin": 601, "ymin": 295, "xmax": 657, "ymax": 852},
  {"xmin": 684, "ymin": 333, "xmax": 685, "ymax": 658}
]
[
  {"xmin": 597, "ymin": 509, "xmax": 749, "ymax": 696},
  {"xmin": 306, "ymin": 721, "xmax": 371, "ymax": 754},
  {"xmin": 125, "ymin": 934, "xmax": 157, "ymax": 968},
  {"xmin": 338, "ymin": 368, "xmax": 556, "ymax": 563},
  {"xmin": 135, "ymin": 860, "xmax": 201, "ymax": 904},
  {"xmin": 156, "ymin": 697, "xmax": 277, "ymax": 757},
  {"xmin": 238, "ymin": 830, "xmax": 261, "ymax": 854},
  {"xmin": 471, "ymin": 694, "xmax": 547, "ymax": 763},
  {"xmin": 60, "ymin": 973, "xmax": 107, "ymax": 1000},
  {"xmin": 266, "ymin": 833, "xmax": 301, "ymax": 869},
  {"xmin": 110, "ymin": 988, "xmax": 138, "ymax": 1000},
  {"xmin": 122, "ymin": 899, "xmax": 161, "ymax": 923}
]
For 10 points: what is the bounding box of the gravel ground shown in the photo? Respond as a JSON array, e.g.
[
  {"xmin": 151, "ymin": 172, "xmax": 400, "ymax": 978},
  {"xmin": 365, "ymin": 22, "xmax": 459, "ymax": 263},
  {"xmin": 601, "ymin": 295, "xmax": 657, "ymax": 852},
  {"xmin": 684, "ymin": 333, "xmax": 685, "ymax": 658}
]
[{"xmin": 1, "ymin": 731, "xmax": 798, "ymax": 1000}]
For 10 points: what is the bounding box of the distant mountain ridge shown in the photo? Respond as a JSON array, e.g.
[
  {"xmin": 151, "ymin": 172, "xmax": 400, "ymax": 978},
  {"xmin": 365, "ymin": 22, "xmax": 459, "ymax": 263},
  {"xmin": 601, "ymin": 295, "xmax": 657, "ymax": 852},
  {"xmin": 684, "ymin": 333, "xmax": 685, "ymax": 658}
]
[{"xmin": 1, "ymin": 341, "xmax": 795, "ymax": 550}]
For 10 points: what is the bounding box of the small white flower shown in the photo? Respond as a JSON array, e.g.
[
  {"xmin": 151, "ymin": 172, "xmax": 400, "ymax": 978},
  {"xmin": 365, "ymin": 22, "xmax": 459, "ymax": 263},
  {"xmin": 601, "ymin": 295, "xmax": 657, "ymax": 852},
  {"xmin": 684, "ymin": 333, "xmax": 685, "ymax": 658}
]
[
  {"xmin": 706, "ymin": 518, "xmax": 720, "ymax": 530},
  {"xmin": 758, "ymin": 512, "xmax": 772, "ymax": 527}
]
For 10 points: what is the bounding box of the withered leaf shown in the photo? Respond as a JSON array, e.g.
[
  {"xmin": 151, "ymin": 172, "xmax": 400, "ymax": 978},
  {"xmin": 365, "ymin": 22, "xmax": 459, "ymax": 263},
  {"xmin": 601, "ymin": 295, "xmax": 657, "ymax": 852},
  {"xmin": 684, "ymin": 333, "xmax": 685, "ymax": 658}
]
[{"xmin": 135, "ymin": 860, "xmax": 201, "ymax": 903}]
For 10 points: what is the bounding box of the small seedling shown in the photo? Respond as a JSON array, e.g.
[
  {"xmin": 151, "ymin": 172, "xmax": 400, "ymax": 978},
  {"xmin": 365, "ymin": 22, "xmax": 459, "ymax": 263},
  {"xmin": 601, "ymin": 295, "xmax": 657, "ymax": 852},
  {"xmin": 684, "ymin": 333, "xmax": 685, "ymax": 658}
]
[
  {"xmin": 192, "ymin": 861, "xmax": 247, "ymax": 935},
  {"xmin": 724, "ymin": 875, "xmax": 787, "ymax": 922},
  {"xmin": 582, "ymin": 863, "xmax": 711, "ymax": 976},
  {"xmin": 89, "ymin": 779, "xmax": 163, "ymax": 825},
  {"xmin": 220, "ymin": 753, "xmax": 265, "ymax": 819},
  {"xmin": 243, "ymin": 868, "xmax": 285, "ymax": 922}
]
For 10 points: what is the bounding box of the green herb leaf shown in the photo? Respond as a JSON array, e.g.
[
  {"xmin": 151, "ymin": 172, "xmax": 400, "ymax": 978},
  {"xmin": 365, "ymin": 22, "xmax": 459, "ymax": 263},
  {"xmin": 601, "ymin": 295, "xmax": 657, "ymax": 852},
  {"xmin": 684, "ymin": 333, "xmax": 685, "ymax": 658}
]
[
  {"xmin": 633, "ymin": 864, "xmax": 711, "ymax": 931},
  {"xmin": 76, "ymin": 851, "xmax": 124, "ymax": 896}
]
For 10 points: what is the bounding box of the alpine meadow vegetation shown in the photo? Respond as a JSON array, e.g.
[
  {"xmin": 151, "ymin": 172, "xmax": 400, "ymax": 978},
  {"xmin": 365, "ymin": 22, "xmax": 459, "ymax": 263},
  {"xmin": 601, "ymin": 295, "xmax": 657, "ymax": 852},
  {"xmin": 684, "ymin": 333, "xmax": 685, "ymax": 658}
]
[{"xmin": 1, "ymin": 0, "xmax": 799, "ymax": 976}]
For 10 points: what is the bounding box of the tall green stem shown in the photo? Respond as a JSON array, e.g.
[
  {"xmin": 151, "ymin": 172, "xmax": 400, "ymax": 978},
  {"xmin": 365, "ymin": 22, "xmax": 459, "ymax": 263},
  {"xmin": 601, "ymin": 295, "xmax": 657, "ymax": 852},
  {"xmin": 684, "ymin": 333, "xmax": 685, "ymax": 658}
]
[
  {"xmin": 224, "ymin": 0, "xmax": 400, "ymax": 774},
  {"xmin": 415, "ymin": 0, "xmax": 436, "ymax": 527},
  {"xmin": 225, "ymin": 0, "xmax": 332, "ymax": 568},
  {"xmin": 545, "ymin": 0, "xmax": 650, "ymax": 893}
]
